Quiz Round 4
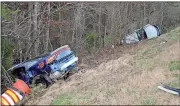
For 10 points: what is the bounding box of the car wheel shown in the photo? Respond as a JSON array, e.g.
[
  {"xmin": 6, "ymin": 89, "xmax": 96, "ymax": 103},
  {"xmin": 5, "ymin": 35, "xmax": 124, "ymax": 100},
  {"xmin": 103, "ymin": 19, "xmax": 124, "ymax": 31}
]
[
  {"xmin": 42, "ymin": 74, "xmax": 54, "ymax": 88},
  {"xmin": 63, "ymin": 72, "xmax": 69, "ymax": 80}
]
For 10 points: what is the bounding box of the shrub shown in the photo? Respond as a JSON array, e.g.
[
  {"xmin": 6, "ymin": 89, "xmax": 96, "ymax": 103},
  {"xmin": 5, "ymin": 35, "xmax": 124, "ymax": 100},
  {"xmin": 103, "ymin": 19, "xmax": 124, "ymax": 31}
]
[
  {"xmin": 1, "ymin": 38, "xmax": 14, "ymax": 70},
  {"xmin": 85, "ymin": 32, "xmax": 99, "ymax": 53}
]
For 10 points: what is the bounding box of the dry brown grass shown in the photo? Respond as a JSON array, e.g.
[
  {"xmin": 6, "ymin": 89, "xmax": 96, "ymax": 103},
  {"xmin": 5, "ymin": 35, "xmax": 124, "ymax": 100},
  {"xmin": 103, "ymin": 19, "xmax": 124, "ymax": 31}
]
[{"xmin": 26, "ymin": 27, "xmax": 180, "ymax": 105}]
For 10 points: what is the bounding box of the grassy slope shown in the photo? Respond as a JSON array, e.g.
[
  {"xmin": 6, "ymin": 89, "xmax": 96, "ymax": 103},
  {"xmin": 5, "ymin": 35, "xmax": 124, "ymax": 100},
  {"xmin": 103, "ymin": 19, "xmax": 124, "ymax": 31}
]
[{"xmin": 27, "ymin": 27, "xmax": 180, "ymax": 105}]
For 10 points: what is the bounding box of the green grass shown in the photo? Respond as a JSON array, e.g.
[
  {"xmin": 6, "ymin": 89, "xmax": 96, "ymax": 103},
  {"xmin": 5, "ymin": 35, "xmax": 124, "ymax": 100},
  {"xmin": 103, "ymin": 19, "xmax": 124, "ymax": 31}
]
[
  {"xmin": 51, "ymin": 92, "xmax": 90, "ymax": 105},
  {"xmin": 166, "ymin": 27, "xmax": 180, "ymax": 41},
  {"xmin": 168, "ymin": 61, "xmax": 180, "ymax": 88},
  {"xmin": 51, "ymin": 93, "xmax": 75, "ymax": 105},
  {"xmin": 168, "ymin": 79, "xmax": 180, "ymax": 88},
  {"xmin": 168, "ymin": 61, "xmax": 180, "ymax": 71},
  {"xmin": 173, "ymin": 73, "xmax": 180, "ymax": 79},
  {"xmin": 142, "ymin": 46, "xmax": 162, "ymax": 58},
  {"xmin": 142, "ymin": 97, "xmax": 156, "ymax": 105}
]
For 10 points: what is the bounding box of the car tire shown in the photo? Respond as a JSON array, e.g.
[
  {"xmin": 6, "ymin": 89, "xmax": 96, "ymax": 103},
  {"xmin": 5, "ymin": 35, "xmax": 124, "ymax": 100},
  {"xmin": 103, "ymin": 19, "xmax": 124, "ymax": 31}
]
[{"xmin": 41, "ymin": 74, "xmax": 54, "ymax": 88}]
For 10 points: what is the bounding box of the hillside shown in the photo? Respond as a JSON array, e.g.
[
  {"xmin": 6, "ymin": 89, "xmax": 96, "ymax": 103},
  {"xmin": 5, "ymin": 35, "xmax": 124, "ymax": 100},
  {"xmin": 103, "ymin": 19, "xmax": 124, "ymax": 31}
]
[{"xmin": 26, "ymin": 27, "xmax": 180, "ymax": 105}]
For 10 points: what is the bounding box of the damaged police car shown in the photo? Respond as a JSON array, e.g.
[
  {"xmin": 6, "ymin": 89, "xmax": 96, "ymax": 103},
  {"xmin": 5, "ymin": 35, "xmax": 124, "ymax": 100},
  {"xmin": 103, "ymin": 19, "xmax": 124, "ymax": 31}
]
[{"xmin": 8, "ymin": 45, "xmax": 78, "ymax": 88}]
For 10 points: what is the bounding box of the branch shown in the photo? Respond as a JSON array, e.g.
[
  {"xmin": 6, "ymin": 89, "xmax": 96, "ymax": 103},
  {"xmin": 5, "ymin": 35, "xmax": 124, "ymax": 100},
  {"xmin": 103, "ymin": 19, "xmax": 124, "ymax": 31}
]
[
  {"xmin": 24, "ymin": 26, "xmax": 45, "ymax": 59},
  {"xmin": 1, "ymin": 65, "xmax": 14, "ymax": 85}
]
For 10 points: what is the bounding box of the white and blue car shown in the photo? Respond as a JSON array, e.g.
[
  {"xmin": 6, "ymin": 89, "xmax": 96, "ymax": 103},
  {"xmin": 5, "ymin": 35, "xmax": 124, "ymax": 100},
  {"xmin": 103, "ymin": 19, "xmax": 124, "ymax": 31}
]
[
  {"xmin": 9, "ymin": 45, "xmax": 78, "ymax": 87},
  {"xmin": 121, "ymin": 24, "xmax": 161, "ymax": 44}
]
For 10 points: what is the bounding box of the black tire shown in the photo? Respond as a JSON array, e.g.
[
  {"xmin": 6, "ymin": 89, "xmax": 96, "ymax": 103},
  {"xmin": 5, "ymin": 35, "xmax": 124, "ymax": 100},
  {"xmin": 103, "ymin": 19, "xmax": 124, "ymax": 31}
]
[
  {"xmin": 63, "ymin": 72, "xmax": 69, "ymax": 80},
  {"xmin": 34, "ymin": 77, "xmax": 47, "ymax": 88},
  {"xmin": 40, "ymin": 74, "xmax": 53, "ymax": 88}
]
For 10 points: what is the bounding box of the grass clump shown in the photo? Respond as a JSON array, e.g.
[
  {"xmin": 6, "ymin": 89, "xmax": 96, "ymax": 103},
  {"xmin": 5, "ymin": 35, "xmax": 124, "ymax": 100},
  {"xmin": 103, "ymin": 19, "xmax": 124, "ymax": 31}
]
[
  {"xmin": 168, "ymin": 79, "xmax": 180, "ymax": 88},
  {"xmin": 51, "ymin": 92, "xmax": 90, "ymax": 105},
  {"xmin": 142, "ymin": 98, "xmax": 156, "ymax": 105},
  {"xmin": 168, "ymin": 61, "xmax": 180, "ymax": 71},
  {"xmin": 166, "ymin": 27, "xmax": 180, "ymax": 41},
  {"xmin": 51, "ymin": 93, "xmax": 75, "ymax": 105}
]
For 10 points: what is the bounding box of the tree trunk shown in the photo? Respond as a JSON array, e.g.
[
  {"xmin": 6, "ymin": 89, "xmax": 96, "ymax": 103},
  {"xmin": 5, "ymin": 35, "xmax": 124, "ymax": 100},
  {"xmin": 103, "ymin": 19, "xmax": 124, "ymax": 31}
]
[
  {"xmin": 143, "ymin": 2, "xmax": 146, "ymax": 26},
  {"xmin": 45, "ymin": 2, "xmax": 50, "ymax": 53},
  {"xmin": 73, "ymin": 2, "xmax": 84, "ymax": 54},
  {"xmin": 160, "ymin": 3, "xmax": 164, "ymax": 30},
  {"xmin": 109, "ymin": 3, "xmax": 116, "ymax": 45},
  {"xmin": 33, "ymin": 2, "xmax": 40, "ymax": 57},
  {"xmin": 59, "ymin": 3, "xmax": 63, "ymax": 46},
  {"xmin": 25, "ymin": 2, "xmax": 33, "ymax": 60}
]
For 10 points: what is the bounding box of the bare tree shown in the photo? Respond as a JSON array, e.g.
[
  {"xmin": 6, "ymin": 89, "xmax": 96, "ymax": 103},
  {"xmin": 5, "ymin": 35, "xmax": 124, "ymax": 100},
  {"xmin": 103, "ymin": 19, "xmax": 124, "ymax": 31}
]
[
  {"xmin": 1, "ymin": 2, "xmax": 180, "ymax": 66},
  {"xmin": 45, "ymin": 2, "xmax": 50, "ymax": 52},
  {"xmin": 73, "ymin": 2, "xmax": 85, "ymax": 54},
  {"xmin": 33, "ymin": 2, "xmax": 40, "ymax": 56}
]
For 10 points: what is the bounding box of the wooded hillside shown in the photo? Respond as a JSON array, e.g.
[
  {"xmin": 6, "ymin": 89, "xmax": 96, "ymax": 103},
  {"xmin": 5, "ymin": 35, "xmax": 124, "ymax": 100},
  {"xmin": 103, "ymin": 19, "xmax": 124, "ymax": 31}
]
[{"xmin": 1, "ymin": 2, "xmax": 180, "ymax": 89}]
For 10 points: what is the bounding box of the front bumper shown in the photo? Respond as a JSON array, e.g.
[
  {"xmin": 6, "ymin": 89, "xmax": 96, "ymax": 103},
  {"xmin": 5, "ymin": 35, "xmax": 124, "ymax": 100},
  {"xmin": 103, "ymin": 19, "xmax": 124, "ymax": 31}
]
[
  {"xmin": 60, "ymin": 57, "xmax": 78, "ymax": 70},
  {"xmin": 49, "ymin": 57, "xmax": 78, "ymax": 79}
]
